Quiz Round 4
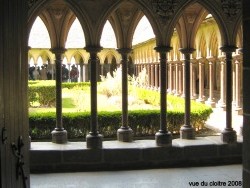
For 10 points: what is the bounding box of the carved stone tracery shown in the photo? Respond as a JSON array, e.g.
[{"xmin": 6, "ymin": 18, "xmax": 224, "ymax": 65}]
[
  {"xmin": 221, "ymin": 0, "xmax": 241, "ymax": 20},
  {"xmin": 151, "ymin": 0, "xmax": 179, "ymax": 21},
  {"xmin": 28, "ymin": 0, "xmax": 39, "ymax": 8}
]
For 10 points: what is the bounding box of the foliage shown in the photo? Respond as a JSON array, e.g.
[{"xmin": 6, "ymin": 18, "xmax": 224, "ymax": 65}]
[
  {"xmin": 28, "ymin": 80, "xmax": 213, "ymax": 140},
  {"xmin": 99, "ymin": 68, "xmax": 125, "ymax": 97},
  {"xmin": 131, "ymin": 67, "xmax": 149, "ymax": 87},
  {"xmin": 28, "ymin": 81, "xmax": 90, "ymax": 107},
  {"xmin": 29, "ymin": 102, "xmax": 212, "ymax": 140},
  {"xmin": 29, "ymin": 108, "xmax": 212, "ymax": 140}
]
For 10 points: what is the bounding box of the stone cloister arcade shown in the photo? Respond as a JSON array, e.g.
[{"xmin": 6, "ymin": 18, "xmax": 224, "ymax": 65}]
[
  {"xmin": 28, "ymin": 48, "xmax": 122, "ymax": 81},
  {"xmin": 27, "ymin": 0, "xmax": 242, "ymax": 147},
  {"xmin": 1, "ymin": 0, "xmax": 250, "ymax": 187},
  {"xmin": 132, "ymin": 16, "xmax": 243, "ymax": 114}
]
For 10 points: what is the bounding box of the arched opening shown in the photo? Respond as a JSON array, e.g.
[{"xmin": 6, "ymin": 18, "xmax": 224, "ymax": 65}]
[
  {"xmin": 65, "ymin": 18, "xmax": 85, "ymax": 48},
  {"xmin": 28, "ymin": 16, "xmax": 51, "ymax": 48},
  {"xmin": 100, "ymin": 20, "xmax": 117, "ymax": 48},
  {"xmin": 132, "ymin": 15, "xmax": 155, "ymax": 45},
  {"xmin": 132, "ymin": 15, "xmax": 156, "ymax": 88}
]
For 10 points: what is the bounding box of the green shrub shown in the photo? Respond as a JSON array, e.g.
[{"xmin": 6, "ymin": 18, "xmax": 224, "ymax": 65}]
[
  {"xmin": 29, "ymin": 107, "xmax": 212, "ymax": 140},
  {"xmin": 28, "ymin": 81, "xmax": 213, "ymax": 140},
  {"xmin": 28, "ymin": 81, "xmax": 90, "ymax": 106}
]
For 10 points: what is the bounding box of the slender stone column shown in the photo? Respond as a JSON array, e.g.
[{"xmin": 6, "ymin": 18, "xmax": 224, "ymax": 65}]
[
  {"xmin": 137, "ymin": 64, "xmax": 140, "ymax": 76},
  {"xmin": 154, "ymin": 46, "xmax": 172, "ymax": 146},
  {"xmin": 85, "ymin": 46, "xmax": 103, "ymax": 148},
  {"xmin": 237, "ymin": 48, "xmax": 243, "ymax": 116},
  {"xmin": 50, "ymin": 48, "xmax": 68, "ymax": 144},
  {"xmin": 190, "ymin": 59, "xmax": 197, "ymax": 100},
  {"xmin": 139, "ymin": 64, "xmax": 142, "ymax": 75},
  {"xmin": 151, "ymin": 64, "xmax": 155, "ymax": 88},
  {"xmin": 232, "ymin": 59, "xmax": 236, "ymax": 106},
  {"xmin": 206, "ymin": 57, "xmax": 216, "ymax": 107},
  {"xmin": 168, "ymin": 62, "xmax": 173, "ymax": 93},
  {"xmin": 174, "ymin": 61, "xmax": 180, "ymax": 96},
  {"xmin": 148, "ymin": 63, "xmax": 151, "ymax": 88},
  {"xmin": 218, "ymin": 57, "xmax": 226, "ymax": 109},
  {"xmin": 117, "ymin": 48, "xmax": 133, "ymax": 142},
  {"xmin": 172, "ymin": 62, "xmax": 176, "ymax": 94},
  {"xmin": 220, "ymin": 46, "xmax": 237, "ymax": 143},
  {"xmin": 79, "ymin": 62, "xmax": 84, "ymax": 82},
  {"xmin": 179, "ymin": 48, "xmax": 195, "ymax": 139},
  {"xmin": 67, "ymin": 64, "xmax": 71, "ymax": 81},
  {"xmin": 179, "ymin": 62, "xmax": 183, "ymax": 95},
  {"xmin": 234, "ymin": 58, "xmax": 243, "ymax": 114},
  {"xmin": 155, "ymin": 63, "xmax": 159, "ymax": 89},
  {"xmin": 197, "ymin": 58, "xmax": 205, "ymax": 103},
  {"xmin": 135, "ymin": 64, "xmax": 137, "ymax": 76},
  {"xmin": 181, "ymin": 60, "xmax": 185, "ymax": 97}
]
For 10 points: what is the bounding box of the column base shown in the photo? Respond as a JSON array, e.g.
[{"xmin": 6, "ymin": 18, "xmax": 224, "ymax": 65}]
[
  {"xmin": 205, "ymin": 99, "xmax": 216, "ymax": 108},
  {"xmin": 196, "ymin": 97, "xmax": 205, "ymax": 103},
  {"xmin": 191, "ymin": 96, "xmax": 197, "ymax": 100},
  {"xmin": 180, "ymin": 126, "xmax": 195, "ymax": 139},
  {"xmin": 217, "ymin": 101, "xmax": 226, "ymax": 111},
  {"xmin": 52, "ymin": 129, "xmax": 67, "ymax": 144},
  {"xmin": 117, "ymin": 127, "xmax": 133, "ymax": 142},
  {"xmin": 174, "ymin": 92, "xmax": 181, "ymax": 97},
  {"xmin": 221, "ymin": 129, "xmax": 237, "ymax": 143},
  {"xmin": 233, "ymin": 107, "xmax": 243, "ymax": 115},
  {"xmin": 86, "ymin": 133, "xmax": 103, "ymax": 149},
  {"xmin": 155, "ymin": 131, "xmax": 172, "ymax": 146}
]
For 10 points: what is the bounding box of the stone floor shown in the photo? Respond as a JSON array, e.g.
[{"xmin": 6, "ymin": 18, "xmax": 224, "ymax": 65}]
[
  {"xmin": 30, "ymin": 164, "xmax": 242, "ymax": 188},
  {"xmin": 30, "ymin": 106, "xmax": 243, "ymax": 187},
  {"xmin": 205, "ymin": 107, "xmax": 243, "ymax": 135}
]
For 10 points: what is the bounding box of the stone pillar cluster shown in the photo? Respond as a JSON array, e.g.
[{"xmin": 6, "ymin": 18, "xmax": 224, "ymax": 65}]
[
  {"xmin": 205, "ymin": 57, "xmax": 216, "ymax": 107},
  {"xmin": 220, "ymin": 46, "xmax": 237, "ymax": 143},
  {"xmin": 154, "ymin": 46, "xmax": 172, "ymax": 146},
  {"xmin": 179, "ymin": 48, "xmax": 196, "ymax": 139},
  {"xmin": 51, "ymin": 48, "xmax": 68, "ymax": 144},
  {"xmin": 85, "ymin": 46, "xmax": 103, "ymax": 149},
  {"xmin": 117, "ymin": 48, "xmax": 133, "ymax": 142},
  {"xmin": 134, "ymin": 53, "xmax": 243, "ymax": 113}
]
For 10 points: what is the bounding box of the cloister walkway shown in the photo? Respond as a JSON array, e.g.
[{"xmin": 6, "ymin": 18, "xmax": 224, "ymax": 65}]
[
  {"xmin": 29, "ymin": 104, "xmax": 243, "ymax": 175},
  {"xmin": 31, "ymin": 164, "xmax": 242, "ymax": 188},
  {"xmin": 205, "ymin": 107, "xmax": 243, "ymax": 135}
]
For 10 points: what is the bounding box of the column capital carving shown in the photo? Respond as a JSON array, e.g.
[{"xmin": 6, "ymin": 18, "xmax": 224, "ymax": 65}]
[
  {"xmin": 154, "ymin": 46, "xmax": 172, "ymax": 53},
  {"xmin": 50, "ymin": 47, "xmax": 67, "ymax": 55},
  {"xmin": 218, "ymin": 55, "xmax": 226, "ymax": 61},
  {"xmin": 84, "ymin": 46, "xmax": 103, "ymax": 54},
  {"xmin": 190, "ymin": 58, "xmax": 198, "ymax": 64},
  {"xmin": 238, "ymin": 48, "xmax": 243, "ymax": 54},
  {"xmin": 234, "ymin": 59, "xmax": 241, "ymax": 64},
  {"xmin": 179, "ymin": 48, "xmax": 195, "ymax": 54},
  {"xmin": 206, "ymin": 56, "xmax": 216, "ymax": 62},
  {"xmin": 196, "ymin": 57, "xmax": 206, "ymax": 63},
  {"xmin": 235, "ymin": 54, "xmax": 243, "ymax": 62},
  {"xmin": 117, "ymin": 48, "xmax": 132, "ymax": 55},
  {"xmin": 220, "ymin": 45, "xmax": 237, "ymax": 53}
]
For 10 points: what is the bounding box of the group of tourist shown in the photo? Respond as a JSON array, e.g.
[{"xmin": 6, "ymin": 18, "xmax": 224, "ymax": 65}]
[
  {"xmin": 29, "ymin": 64, "xmax": 53, "ymax": 80},
  {"xmin": 29, "ymin": 64, "xmax": 79, "ymax": 82}
]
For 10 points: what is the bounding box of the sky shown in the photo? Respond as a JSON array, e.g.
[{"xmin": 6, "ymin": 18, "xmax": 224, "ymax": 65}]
[{"xmin": 28, "ymin": 16, "xmax": 155, "ymax": 49}]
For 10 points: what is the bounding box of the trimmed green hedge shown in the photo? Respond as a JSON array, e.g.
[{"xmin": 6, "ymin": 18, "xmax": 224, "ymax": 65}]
[
  {"xmin": 28, "ymin": 81, "xmax": 90, "ymax": 106},
  {"xmin": 29, "ymin": 108, "xmax": 212, "ymax": 140},
  {"xmin": 28, "ymin": 82, "xmax": 213, "ymax": 140}
]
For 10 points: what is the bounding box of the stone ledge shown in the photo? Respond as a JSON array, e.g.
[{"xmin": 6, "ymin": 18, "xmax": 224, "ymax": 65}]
[{"xmin": 30, "ymin": 136, "xmax": 242, "ymax": 173}]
